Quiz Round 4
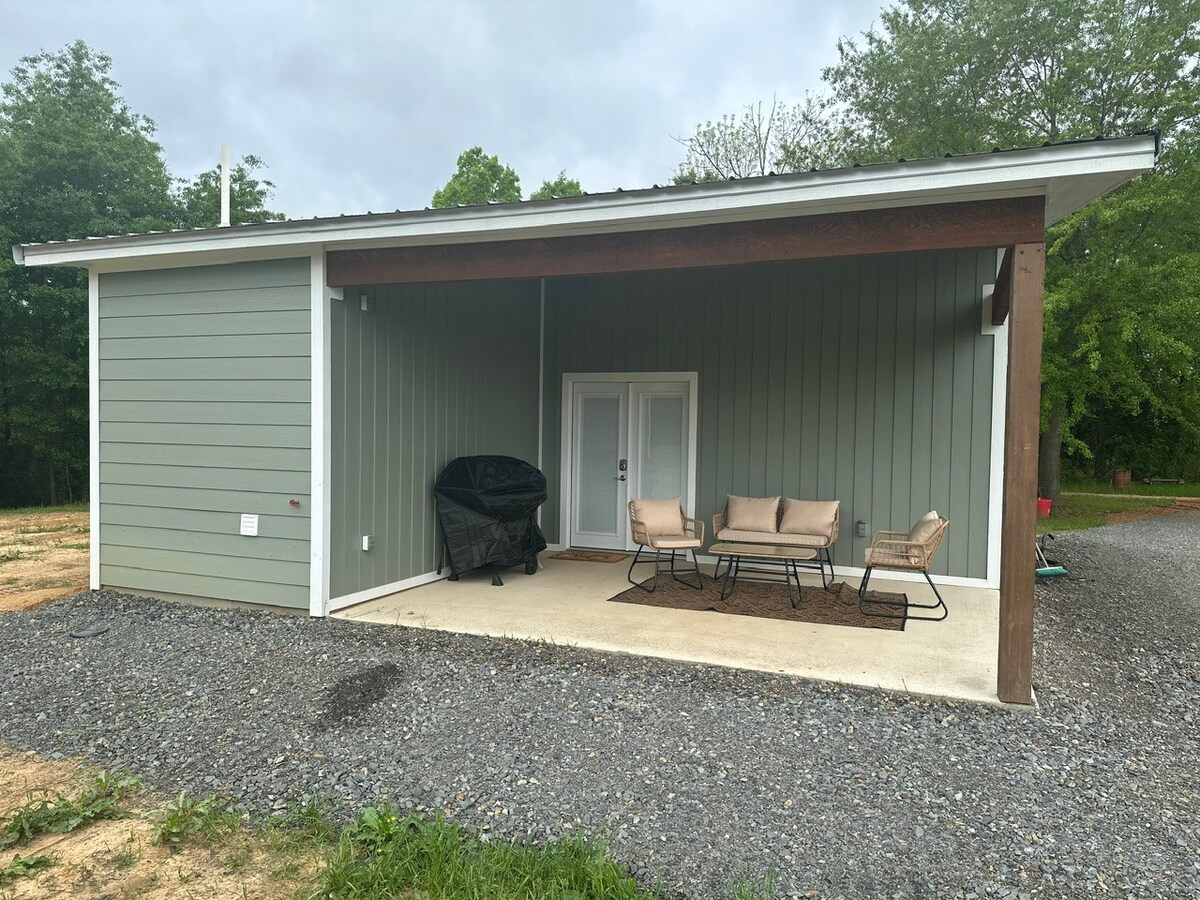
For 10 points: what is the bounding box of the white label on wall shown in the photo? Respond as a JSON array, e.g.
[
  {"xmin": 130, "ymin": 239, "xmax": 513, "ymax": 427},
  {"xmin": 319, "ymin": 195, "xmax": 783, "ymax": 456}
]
[{"xmin": 239, "ymin": 514, "xmax": 259, "ymax": 537}]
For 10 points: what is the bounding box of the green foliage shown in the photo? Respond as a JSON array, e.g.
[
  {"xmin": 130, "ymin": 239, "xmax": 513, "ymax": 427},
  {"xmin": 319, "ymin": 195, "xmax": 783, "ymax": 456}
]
[
  {"xmin": 824, "ymin": 0, "xmax": 1200, "ymax": 159},
  {"xmin": 0, "ymin": 41, "xmax": 285, "ymax": 508},
  {"xmin": 0, "ymin": 771, "xmax": 138, "ymax": 850},
  {"xmin": 821, "ymin": 0, "xmax": 1200, "ymax": 495},
  {"xmin": 530, "ymin": 170, "xmax": 583, "ymax": 200},
  {"xmin": 0, "ymin": 853, "xmax": 55, "ymax": 886},
  {"xmin": 174, "ymin": 153, "xmax": 285, "ymax": 228},
  {"xmin": 151, "ymin": 792, "xmax": 241, "ymax": 847},
  {"xmin": 320, "ymin": 802, "xmax": 656, "ymax": 900},
  {"xmin": 673, "ymin": 94, "xmax": 865, "ymax": 182},
  {"xmin": 432, "ymin": 146, "xmax": 521, "ymax": 208}
]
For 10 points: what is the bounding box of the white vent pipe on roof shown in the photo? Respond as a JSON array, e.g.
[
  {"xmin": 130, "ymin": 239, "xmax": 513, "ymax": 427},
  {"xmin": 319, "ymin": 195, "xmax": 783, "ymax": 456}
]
[{"xmin": 219, "ymin": 144, "xmax": 231, "ymax": 227}]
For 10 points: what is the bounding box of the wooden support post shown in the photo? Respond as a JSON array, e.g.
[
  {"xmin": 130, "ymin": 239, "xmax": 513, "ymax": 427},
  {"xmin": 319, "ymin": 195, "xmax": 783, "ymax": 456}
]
[{"xmin": 998, "ymin": 243, "xmax": 1045, "ymax": 704}]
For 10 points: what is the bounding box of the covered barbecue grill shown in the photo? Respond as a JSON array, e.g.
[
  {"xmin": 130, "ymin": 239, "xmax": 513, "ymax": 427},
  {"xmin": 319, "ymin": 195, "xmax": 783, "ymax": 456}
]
[{"xmin": 434, "ymin": 455, "xmax": 547, "ymax": 583}]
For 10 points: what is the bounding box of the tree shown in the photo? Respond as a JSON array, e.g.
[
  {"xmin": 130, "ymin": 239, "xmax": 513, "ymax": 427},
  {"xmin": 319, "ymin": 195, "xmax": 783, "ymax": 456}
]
[
  {"xmin": 824, "ymin": 0, "xmax": 1200, "ymax": 499},
  {"xmin": 0, "ymin": 41, "xmax": 287, "ymax": 507},
  {"xmin": 530, "ymin": 170, "xmax": 583, "ymax": 200},
  {"xmin": 672, "ymin": 94, "xmax": 866, "ymax": 183},
  {"xmin": 431, "ymin": 147, "xmax": 521, "ymax": 208},
  {"xmin": 175, "ymin": 154, "xmax": 285, "ymax": 227},
  {"xmin": 0, "ymin": 41, "xmax": 179, "ymax": 507}
]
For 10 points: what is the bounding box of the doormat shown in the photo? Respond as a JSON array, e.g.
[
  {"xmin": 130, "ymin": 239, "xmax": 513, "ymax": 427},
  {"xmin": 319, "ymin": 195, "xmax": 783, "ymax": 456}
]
[
  {"xmin": 551, "ymin": 549, "xmax": 629, "ymax": 563},
  {"xmin": 609, "ymin": 575, "xmax": 906, "ymax": 631}
]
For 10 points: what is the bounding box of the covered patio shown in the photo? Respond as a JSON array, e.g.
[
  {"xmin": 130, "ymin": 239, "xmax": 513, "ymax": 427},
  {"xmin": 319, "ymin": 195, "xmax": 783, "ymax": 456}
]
[
  {"xmin": 17, "ymin": 133, "xmax": 1156, "ymax": 708},
  {"xmin": 336, "ymin": 558, "xmax": 1002, "ymax": 703},
  {"xmin": 321, "ymin": 138, "xmax": 1163, "ymax": 706}
]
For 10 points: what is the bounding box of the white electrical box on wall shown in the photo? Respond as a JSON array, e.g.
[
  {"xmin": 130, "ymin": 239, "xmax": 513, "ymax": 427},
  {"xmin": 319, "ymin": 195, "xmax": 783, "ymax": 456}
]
[
  {"xmin": 240, "ymin": 514, "xmax": 259, "ymax": 537},
  {"xmin": 362, "ymin": 535, "xmax": 373, "ymax": 551}
]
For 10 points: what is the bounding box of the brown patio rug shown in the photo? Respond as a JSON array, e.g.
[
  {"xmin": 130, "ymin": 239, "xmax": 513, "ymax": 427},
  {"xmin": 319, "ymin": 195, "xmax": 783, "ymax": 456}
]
[
  {"xmin": 551, "ymin": 549, "xmax": 629, "ymax": 563},
  {"xmin": 608, "ymin": 574, "xmax": 906, "ymax": 631}
]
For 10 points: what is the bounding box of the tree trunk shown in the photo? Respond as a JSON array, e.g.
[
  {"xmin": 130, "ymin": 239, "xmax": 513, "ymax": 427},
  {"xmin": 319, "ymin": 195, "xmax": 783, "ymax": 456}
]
[{"xmin": 1038, "ymin": 403, "xmax": 1065, "ymax": 503}]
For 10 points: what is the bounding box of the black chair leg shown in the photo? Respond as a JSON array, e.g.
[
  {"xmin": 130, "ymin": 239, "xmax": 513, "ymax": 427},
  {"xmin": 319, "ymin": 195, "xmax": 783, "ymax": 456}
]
[
  {"xmin": 671, "ymin": 549, "xmax": 703, "ymax": 589},
  {"xmin": 627, "ymin": 545, "xmax": 648, "ymax": 589},
  {"xmin": 859, "ymin": 568, "xmax": 949, "ymax": 621}
]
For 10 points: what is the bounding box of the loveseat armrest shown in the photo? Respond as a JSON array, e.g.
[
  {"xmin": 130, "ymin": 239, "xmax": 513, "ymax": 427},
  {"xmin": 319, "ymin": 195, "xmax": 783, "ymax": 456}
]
[{"xmin": 683, "ymin": 516, "xmax": 706, "ymax": 543}]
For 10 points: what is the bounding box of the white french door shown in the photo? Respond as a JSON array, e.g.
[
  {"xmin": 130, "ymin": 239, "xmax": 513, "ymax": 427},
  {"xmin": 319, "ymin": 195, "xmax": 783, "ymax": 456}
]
[{"xmin": 567, "ymin": 377, "xmax": 694, "ymax": 551}]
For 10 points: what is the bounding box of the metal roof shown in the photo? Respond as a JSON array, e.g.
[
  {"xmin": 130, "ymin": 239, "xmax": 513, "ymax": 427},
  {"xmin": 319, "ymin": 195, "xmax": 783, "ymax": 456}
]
[{"xmin": 12, "ymin": 133, "xmax": 1160, "ymax": 271}]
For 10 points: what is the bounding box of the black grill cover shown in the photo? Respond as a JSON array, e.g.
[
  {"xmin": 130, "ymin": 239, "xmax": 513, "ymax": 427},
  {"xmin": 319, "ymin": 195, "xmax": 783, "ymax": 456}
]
[{"xmin": 434, "ymin": 455, "xmax": 547, "ymax": 578}]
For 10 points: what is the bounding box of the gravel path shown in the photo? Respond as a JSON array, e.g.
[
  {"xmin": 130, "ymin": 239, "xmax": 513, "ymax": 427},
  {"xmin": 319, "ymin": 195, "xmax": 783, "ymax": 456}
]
[{"xmin": 2, "ymin": 513, "xmax": 1199, "ymax": 898}]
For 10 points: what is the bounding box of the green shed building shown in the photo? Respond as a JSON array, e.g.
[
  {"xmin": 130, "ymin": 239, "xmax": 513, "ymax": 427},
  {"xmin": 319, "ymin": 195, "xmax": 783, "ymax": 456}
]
[{"xmin": 12, "ymin": 134, "xmax": 1158, "ymax": 704}]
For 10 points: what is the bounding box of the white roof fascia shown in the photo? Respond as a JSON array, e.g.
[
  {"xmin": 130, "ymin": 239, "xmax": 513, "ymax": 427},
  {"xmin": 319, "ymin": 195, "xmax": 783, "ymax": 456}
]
[{"xmin": 14, "ymin": 135, "xmax": 1157, "ymax": 270}]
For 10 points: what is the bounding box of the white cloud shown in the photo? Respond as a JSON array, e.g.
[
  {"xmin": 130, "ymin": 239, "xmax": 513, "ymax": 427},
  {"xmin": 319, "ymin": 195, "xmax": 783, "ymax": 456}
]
[{"xmin": 1, "ymin": 0, "xmax": 883, "ymax": 218}]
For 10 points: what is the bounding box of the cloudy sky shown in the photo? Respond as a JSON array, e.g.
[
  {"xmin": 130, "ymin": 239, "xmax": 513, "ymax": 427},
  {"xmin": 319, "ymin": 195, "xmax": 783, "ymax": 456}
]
[{"xmin": 1, "ymin": 1, "xmax": 884, "ymax": 219}]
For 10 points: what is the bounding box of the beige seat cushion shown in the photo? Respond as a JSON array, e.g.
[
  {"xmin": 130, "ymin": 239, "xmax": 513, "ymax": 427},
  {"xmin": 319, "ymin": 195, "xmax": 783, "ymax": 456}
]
[
  {"xmin": 632, "ymin": 498, "xmax": 684, "ymax": 536},
  {"xmin": 780, "ymin": 499, "xmax": 839, "ymax": 538},
  {"xmin": 908, "ymin": 510, "xmax": 941, "ymax": 544},
  {"xmin": 725, "ymin": 495, "xmax": 780, "ymax": 533},
  {"xmin": 651, "ymin": 535, "xmax": 702, "ymax": 549},
  {"xmin": 866, "ymin": 546, "xmax": 922, "ymax": 569},
  {"xmin": 716, "ymin": 528, "xmax": 825, "ymax": 548}
]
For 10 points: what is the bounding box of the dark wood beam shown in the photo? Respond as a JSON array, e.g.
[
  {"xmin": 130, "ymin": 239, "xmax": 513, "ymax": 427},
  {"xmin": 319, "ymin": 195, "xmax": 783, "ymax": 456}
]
[
  {"xmin": 998, "ymin": 242, "xmax": 1045, "ymax": 705},
  {"xmin": 327, "ymin": 196, "xmax": 1046, "ymax": 287},
  {"xmin": 991, "ymin": 246, "xmax": 1014, "ymax": 325}
]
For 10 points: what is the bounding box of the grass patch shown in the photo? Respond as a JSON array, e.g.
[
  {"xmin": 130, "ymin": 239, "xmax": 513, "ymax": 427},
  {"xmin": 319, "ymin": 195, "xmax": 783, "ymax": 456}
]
[
  {"xmin": 320, "ymin": 803, "xmax": 656, "ymax": 900},
  {"xmin": 0, "ymin": 549, "xmax": 21, "ymax": 564},
  {"xmin": 0, "ymin": 771, "xmax": 139, "ymax": 850},
  {"xmin": 0, "ymin": 853, "xmax": 55, "ymax": 886},
  {"xmin": 58, "ymin": 542, "xmax": 90, "ymax": 551},
  {"xmin": 1062, "ymin": 479, "xmax": 1200, "ymax": 497},
  {"xmin": 1040, "ymin": 494, "xmax": 1175, "ymax": 533},
  {"xmin": 0, "ymin": 502, "xmax": 88, "ymax": 517},
  {"xmin": 151, "ymin": 792, "xmax": 242, "ymax": 847}
]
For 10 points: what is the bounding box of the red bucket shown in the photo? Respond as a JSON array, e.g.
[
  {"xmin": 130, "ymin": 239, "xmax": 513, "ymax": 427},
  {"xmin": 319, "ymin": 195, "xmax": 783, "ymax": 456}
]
[{"xmin": 1037, "ymin": 497, "xmax": 1053, "ymax": 519}]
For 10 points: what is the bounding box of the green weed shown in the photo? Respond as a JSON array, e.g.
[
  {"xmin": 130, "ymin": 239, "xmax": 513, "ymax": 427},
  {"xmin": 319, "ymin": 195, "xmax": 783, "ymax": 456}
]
[
  {"xmin": 0, "ymin": 772, "xmax": 139, "ymax": 850},
  {"xmin": 319, "ymin": 802, "xmax": 656, "ymax": 900},
  {"xmin": 0, "ymin": 853, "xmax": 54, "ymax": 886},
  {"xmin": 58, "ymin": 542, "xmax": 90, "ymax": 550},
  {"xmin": 0, "ymin": 549, "xmax": 22, "ymax": 565},
  {"xmin": 0, "ymin": 502, "xmax": 88, "ymax": 517},
  {"xmin": 151, "ymin": 793, "xmax": 241, "ymax": 847}
]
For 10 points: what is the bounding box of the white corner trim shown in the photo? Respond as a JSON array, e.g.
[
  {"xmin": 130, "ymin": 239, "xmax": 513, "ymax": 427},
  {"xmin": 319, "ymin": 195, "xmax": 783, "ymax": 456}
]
[
  {"xmin": 536, "ymin": 279, "xmax": 546, "ymax": 527},
  {"xmin": 309, "ymin": 253, "xmax": 333, "ymax": 617},
  {"xmin": 329, "ymin": 570, "xmax": 447, "ymax": 613},
  {"xmin": 88, "ymin": 269, "xmax": 100, "ymax": 591},
  {"xmin": 983, "ymin": 250, "xmax": 1009, "ymax": 589}
]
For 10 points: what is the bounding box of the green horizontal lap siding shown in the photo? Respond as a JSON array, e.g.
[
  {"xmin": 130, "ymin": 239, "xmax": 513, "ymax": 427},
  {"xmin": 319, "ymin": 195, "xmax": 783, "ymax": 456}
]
[
  {"xmin": 330, "ymin": 280, "xmax": 541, "ymax": 599},
  {"xmin": 542, "ymin": 251, "xmax": 997, "ymax": 579},
  {"xmin": 97, "ymin": 257, "xmax": 312, "ymax": 608}
]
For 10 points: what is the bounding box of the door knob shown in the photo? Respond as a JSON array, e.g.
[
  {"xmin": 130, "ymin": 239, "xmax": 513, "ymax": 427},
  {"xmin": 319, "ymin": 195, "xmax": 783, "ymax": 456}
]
[{"xmin": 618, "ymin": 475, "xmax": 627, "ymax": 481}]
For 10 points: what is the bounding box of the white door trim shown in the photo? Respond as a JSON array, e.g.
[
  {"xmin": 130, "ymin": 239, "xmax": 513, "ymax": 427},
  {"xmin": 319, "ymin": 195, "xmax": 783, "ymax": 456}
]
[{"xmin": 560, "ymin": 372, "xmax": 699, "ymax": 550}]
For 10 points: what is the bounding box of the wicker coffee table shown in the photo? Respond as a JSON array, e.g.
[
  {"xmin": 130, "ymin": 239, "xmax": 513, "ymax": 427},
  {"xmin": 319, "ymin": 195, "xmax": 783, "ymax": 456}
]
[{"xmin": 709, "ymin": 541, "xmax": 817, "ymax": 606}]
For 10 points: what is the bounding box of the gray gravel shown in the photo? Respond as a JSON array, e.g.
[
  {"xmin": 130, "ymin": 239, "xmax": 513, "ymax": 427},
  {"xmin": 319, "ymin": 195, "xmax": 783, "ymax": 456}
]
[{"xmin": 2, "ymin": 513, "xmax": 1199, "ymax": 898}]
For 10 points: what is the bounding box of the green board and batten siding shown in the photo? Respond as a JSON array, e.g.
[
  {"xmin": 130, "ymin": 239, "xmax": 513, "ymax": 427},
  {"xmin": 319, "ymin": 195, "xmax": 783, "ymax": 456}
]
[
  {"xmin": 540, "ymin": 250, "xmax": 999, "ymax": 579},
  {"xmin": 329, "ymin": 280, "xmax": 540, "ymax": 599},
  {"xmin": 97, "ymin": 258, "xmax": 312, "ymax": 608}
]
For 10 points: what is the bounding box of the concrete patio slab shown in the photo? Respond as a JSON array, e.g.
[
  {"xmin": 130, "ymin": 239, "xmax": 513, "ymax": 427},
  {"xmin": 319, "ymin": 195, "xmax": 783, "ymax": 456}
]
[{"xmin": 335, "ymin": 557, "xmax": 1002, "ymax": 705}]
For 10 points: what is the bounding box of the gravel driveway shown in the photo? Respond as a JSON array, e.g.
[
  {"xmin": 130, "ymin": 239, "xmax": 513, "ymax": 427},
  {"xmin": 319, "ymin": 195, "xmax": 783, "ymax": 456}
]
[{"xmin": 2, "ymin": 513, "xmax": 1198, "ymax": 898}]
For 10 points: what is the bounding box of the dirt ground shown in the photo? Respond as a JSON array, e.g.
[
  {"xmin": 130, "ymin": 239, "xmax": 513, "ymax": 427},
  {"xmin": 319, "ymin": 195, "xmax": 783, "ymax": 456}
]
[
  {"xmin": 0, "ymin": 510, "xmax": 90, "ymax": 613},
  {"xmin": 0, "ymin": 745, "xmax": 322, "ymax": 899}
]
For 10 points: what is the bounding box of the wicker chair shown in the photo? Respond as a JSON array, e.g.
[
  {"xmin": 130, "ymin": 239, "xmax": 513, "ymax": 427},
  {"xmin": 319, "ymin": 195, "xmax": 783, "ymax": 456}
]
[
  {"xmin": 627, "ymin": 498, "xmax": 705, "ymax": 592},
  {"xmin": 859, "ymin": 513, "xmax": 950, "ymax": 621}
]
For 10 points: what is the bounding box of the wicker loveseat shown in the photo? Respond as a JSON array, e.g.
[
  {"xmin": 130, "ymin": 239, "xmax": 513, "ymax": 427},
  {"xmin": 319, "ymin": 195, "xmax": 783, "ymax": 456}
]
[{"xmin": 712, "ymin": 495, "xmax": 840, "ymax": 588}]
